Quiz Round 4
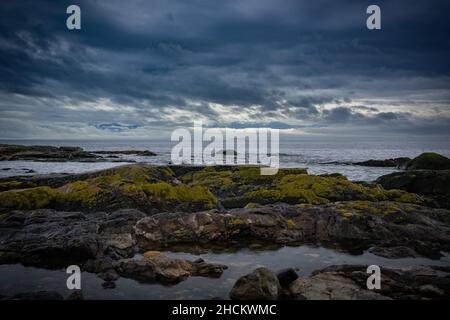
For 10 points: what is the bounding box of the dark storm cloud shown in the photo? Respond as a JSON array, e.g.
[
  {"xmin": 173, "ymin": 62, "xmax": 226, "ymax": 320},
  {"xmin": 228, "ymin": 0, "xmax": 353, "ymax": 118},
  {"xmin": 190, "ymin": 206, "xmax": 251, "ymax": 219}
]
[{"xmin": 0, "ymin": 0, "xmax": 450, "ymax": 137}]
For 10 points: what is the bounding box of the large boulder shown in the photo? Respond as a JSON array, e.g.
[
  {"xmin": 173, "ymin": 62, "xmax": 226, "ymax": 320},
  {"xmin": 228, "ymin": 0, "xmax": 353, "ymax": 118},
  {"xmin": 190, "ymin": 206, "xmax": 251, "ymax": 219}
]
[
  {"xmin": 289, "ymin": 265, "xmax": 450, "ymax": 300},
  {"xmin": 115, "ymin": 254, "xmax": 226, "ymax": 284},
  {"xmin": 229, "ymin": 267, "xmax": 281, "ymax": 300},
  {"xmin": 289, "ymin": 271, "xmax": 387, "ymax": 300},
  {"xmin": 405, "ymin": 153, "xmax": 450, "ymax": 170},
  {"xmin": 277, "ymin": 268, "xmax": 299, "ymax": 288}
]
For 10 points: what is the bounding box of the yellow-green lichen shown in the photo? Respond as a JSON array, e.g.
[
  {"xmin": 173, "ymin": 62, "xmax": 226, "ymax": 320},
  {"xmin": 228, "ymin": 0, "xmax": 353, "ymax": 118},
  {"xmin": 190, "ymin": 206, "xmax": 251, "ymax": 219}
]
[
  {"xmin": 0, "ymin": 186, "xmax": 61, "ymax": 210},
  {"xmin": 333, "ymin": 201, "xmax": 406, "ymax": 216},
  {"xmin": 221, "ymin": 173, "xmax": 423, "ymax": 208},
  {"xmin": 385, "ymin": 189, "xmax": 423, "ymax": 204},
  {"xmin": 182, "ymin": 166, "xmax": 308, "ymax": 196},
  {"xmin": 0, "ymin": 166, "xmax": 216, "ymax": 213},
  {"xmin": 0, "ymin": 165, "xmax": 425, "ymax": 213},
  {"xmin": 340, "ymin": 211, "xmax": 354, "ymax": 220},
  {"xmin": 286, "ymin": 218, "xmax": 297, "ymax": 228},
  {"xmin": 244, "ymin": 202, "xmax": 261, "ymax": 209},
  {"xmin": 228, "ymin": 218, "xmax": 246, "ymax": 226},
  {"xmin": 142, "ymin": 182, "xmax": 216, "ymax": 208}
]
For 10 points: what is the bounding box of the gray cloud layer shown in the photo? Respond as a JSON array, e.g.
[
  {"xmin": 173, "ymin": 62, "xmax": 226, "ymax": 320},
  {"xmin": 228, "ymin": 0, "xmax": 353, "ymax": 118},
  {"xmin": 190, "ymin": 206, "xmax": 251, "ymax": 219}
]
[{"xmin": 0, "ymin": 0, "xmax": 450, "ymax": 138}]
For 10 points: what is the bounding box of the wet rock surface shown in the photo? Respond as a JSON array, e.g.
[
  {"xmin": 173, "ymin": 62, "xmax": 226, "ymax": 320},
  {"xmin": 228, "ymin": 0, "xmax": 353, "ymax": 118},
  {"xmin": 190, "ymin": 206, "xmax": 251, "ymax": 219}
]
[
  {"xmin": 135, "ymin": 202, "xmax": 450, "ymax": 259},
  {"xmin": 228, "ymin": 264, "xmax": 450, "ymax": 300},
  {"xmin": 0, "ymin": 208, "xmax": 227, "ymax": 286},
  {"xmin": 277, "ymin": 268, "xmax": 299, "ymax": 288},
  {"xmin": 230, "ymin": 267, "xmax": 281, "ymax": 300},
  {"xmin": 288, "ymin": 265, "xmax": 450, "ymax": 300},
  {"xmin": 116, "ymin": 253, "xmax": 226, "ymax": 284},
  {"xmin": 0, "ymin": 208, "xmax": 144, "ymax": 268}
]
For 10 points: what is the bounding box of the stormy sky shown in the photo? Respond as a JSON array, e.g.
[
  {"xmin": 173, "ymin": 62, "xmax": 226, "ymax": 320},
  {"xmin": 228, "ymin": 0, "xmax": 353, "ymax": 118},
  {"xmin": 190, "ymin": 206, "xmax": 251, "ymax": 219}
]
[{"xmin": 1, "ymin": 0, "xmax": 450, "ymax": 139}]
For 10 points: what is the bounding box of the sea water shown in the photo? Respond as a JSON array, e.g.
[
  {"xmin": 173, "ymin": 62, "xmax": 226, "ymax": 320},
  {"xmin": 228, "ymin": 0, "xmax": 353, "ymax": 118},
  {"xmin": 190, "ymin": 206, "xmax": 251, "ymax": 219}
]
[{"xmin": 1, "ymin": 136, "xmax": 449, "ymax": 181}]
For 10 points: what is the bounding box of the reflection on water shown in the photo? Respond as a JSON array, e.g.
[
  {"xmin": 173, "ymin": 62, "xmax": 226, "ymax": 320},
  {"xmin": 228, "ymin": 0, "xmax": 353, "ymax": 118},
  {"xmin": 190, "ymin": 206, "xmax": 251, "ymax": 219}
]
[{"xmin": 1, "ymin": 245, "xmax": 449, "ymax": 300}]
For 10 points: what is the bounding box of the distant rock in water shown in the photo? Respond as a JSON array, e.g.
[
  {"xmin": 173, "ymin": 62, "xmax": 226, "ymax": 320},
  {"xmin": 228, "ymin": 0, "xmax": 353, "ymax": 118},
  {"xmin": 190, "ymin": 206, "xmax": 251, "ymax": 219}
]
[
  {"xmin": 354, "ymin": 153, "xmax": 450, "ymax": 170},
  {"xmin": 405, "ymin": 152, "xmax": 450, "ymax": 170},
  {"xmin": 354, "ymin": 157, "xmax": 411, "ymax": 168},
  {"xmin": 0, "ymin": 144, "xmax": 97, "ymax": 161},
  {"xmin": 0, "ymin": 143, "xmax": 156, "ymax": 162},
  {"xmin": 58, "ymin": 146, "xmax": 83, "ymax": 152},
  {"xmin": 92, "ymin": 150, "xmax": 157, "ymax": 156},
  {"xmin": 217, "ymin": 150, "xmax": 238, "ymax": 156}
]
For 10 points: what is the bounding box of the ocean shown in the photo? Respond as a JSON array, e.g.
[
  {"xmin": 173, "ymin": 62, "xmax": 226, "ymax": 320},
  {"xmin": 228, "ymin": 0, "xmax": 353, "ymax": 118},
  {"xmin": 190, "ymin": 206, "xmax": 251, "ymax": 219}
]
[{"xmin": 1, "ymin": 136, "xmax": 450, "ymax": 181}]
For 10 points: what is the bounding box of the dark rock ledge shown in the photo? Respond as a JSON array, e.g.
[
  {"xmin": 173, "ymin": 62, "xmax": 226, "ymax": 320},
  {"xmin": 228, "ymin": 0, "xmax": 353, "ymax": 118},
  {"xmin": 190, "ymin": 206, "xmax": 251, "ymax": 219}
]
[
  {"xmin": 134, "ymin": 203, "xmax": 450, "ymax": 259},
  {"xmin": 0, "ymin": 209, "xmax": 226, "ymax": 287}
]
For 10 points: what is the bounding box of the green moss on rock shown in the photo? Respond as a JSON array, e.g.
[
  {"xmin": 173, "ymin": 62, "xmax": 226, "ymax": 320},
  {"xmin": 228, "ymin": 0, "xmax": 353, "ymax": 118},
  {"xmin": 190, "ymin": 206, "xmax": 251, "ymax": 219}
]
[
  {"xmin": 0, "ymin": 186, "xmax": 61, "ymax": 210},
  {"xmin": 0, "ymin": 165, "xmax": 216, "ymax": 213},
  {"xmin": 332, "ymin": 200, "xmax": 419, "ymax": 219},
  {"xmin": 142, "ymin": 182, "xmax": 217, "ymax": 211},
  {"xmin": 0, "ymin": 164, "xmax": 425, "ymax": 213},
  {"xmin": 220, "ymin": 173, "xmax": 423, "ymax": 208},
  {"xmin": 181, "ymin": 166, "xmax": 308, "ymax": 199}
]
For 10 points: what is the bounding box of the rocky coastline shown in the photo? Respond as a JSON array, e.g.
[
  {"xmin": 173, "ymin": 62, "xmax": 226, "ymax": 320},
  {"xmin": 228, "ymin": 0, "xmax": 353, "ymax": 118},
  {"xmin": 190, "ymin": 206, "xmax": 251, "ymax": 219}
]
[{"xmin": 0, "ymin": 145, "xmax": 450, "ymax": 299}]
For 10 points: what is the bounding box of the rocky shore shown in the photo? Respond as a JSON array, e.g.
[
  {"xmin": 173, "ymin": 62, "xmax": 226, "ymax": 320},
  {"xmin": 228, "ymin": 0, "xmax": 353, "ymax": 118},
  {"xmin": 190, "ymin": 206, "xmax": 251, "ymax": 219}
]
[{"xmin": 0, "ymin": 149, "xmax": 449, "ymax": 299}]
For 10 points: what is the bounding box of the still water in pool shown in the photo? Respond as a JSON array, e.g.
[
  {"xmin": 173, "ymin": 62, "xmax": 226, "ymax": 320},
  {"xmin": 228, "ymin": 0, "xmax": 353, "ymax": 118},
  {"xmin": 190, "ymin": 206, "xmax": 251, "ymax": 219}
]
[{"xmin": 1, "ymin": 245, "xmax": 449, "ymax": 299}]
